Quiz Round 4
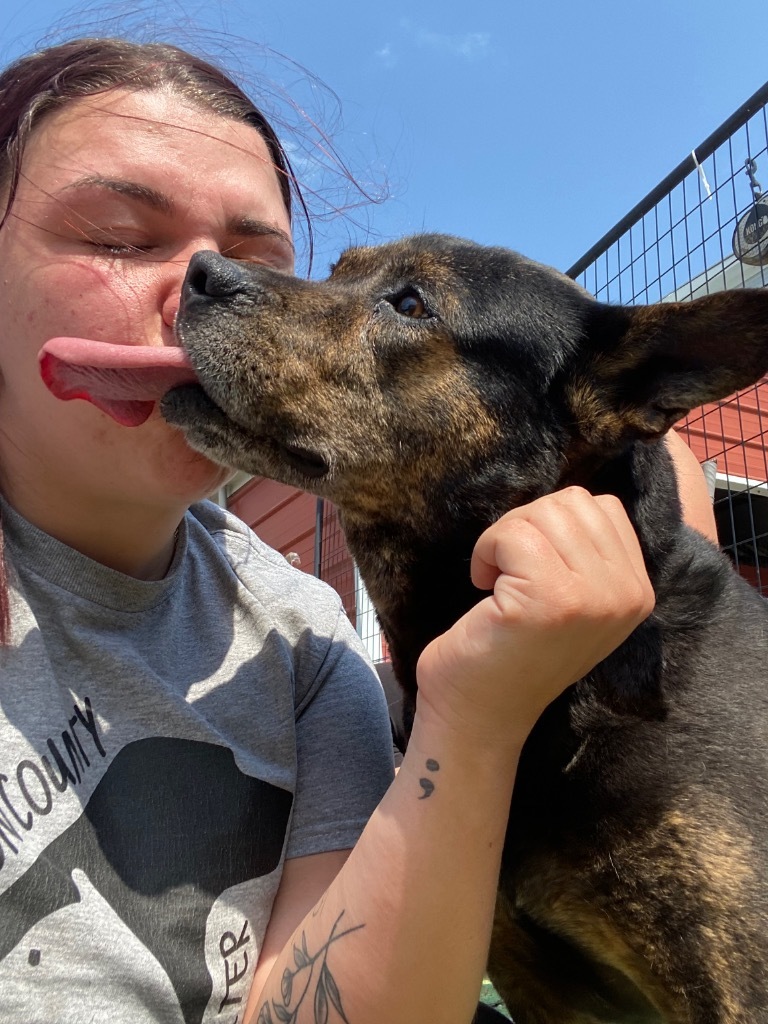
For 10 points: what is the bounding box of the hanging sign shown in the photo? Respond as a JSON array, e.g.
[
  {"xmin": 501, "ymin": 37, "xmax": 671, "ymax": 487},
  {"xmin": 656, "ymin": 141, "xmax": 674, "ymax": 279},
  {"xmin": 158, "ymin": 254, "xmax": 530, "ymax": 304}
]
[
  {"xmin": 733, "ymin": 158, "xmax": 768, "ymax": 266},
  {"xmin": 732, "ymin": 199, "xmax": 768, "ymax": 266}
]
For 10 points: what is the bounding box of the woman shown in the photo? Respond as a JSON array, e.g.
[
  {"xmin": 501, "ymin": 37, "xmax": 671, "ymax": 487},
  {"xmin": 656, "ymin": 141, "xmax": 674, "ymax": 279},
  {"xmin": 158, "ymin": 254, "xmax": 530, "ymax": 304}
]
[{"xmin": 0, "ymin": 37, "xmax": 711, "ymax": 1024}]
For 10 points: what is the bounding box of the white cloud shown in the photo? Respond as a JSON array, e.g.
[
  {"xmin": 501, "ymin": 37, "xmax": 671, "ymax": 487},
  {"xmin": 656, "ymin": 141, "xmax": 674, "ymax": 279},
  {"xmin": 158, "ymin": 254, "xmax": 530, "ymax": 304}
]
[
  {"xmin": 414, "ymin": 29, "xmax": 491, "ymax": 59},
  {"xmin": 375, "ymin": 44, "xmax": 398, "ymax": 68},
  {"xmin": 374, "ymin": 25, "xmax": 490, "ymax": 67}
]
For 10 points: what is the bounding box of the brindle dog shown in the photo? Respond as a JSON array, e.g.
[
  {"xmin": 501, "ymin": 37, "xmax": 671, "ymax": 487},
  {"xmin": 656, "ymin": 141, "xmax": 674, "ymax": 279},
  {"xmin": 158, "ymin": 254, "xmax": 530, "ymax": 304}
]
[{"xmin": 162, "ymin": 235, "xmax": 768, "ymax": 1024}]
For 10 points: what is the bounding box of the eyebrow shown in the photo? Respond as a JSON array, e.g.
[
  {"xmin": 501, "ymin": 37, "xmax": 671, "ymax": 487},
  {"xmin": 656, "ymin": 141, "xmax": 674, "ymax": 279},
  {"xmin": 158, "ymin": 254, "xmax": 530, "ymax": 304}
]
[
  {"xmin": 59, "ymin": 175, "xmax": 294, "ymax": 252},
  {"xmin": 61, "ymin": 175, "xmax": 174, "ymax": 214},
  {"xmin": 227, "ymin": 215, "xmax": 295, "ymax": 253}
]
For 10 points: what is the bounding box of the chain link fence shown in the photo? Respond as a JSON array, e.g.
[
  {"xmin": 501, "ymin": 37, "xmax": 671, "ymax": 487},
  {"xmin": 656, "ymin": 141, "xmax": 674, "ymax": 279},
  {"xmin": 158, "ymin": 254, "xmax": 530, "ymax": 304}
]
[{"xmin": 568, "ymin": 81, "xmax": 768, "ymax": 595}]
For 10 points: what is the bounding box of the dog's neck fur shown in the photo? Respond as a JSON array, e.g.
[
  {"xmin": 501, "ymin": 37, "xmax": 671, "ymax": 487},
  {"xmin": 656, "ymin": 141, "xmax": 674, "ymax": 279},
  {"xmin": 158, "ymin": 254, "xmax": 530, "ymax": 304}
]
[{"xmin": 342, "ymin": 437, "xmax": 723, "ymax": 724}]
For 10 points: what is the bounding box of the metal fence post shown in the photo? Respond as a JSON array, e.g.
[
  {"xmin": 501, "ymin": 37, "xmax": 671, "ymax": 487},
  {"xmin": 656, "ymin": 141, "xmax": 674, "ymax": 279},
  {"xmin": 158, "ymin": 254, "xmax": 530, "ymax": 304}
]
[{"xmin": 313, "ymin": 498, "xmax": 324, "ymax": 578}]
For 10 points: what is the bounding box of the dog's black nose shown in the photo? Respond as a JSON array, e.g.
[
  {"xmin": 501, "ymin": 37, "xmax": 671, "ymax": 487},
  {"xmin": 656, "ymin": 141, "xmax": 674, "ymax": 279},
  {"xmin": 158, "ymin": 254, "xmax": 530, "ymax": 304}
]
[{"xmin": 183, "ymin": 250, "xmax": 251, "ymax": 301}]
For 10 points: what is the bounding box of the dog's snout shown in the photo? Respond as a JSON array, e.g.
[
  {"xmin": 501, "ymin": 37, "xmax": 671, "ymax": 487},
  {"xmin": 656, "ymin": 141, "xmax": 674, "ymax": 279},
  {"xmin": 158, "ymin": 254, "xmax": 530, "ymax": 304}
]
[{"xmin": 183, "ymin": 250, "xmax": 251, "ymax": 302}]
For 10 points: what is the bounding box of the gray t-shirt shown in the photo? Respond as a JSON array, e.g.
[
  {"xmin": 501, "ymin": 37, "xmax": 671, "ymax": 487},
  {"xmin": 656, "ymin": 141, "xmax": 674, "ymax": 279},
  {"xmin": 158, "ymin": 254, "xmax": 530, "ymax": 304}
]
[{"xmin": 0, "ymin": 499, "xmax": 394, "ymax": 1024}]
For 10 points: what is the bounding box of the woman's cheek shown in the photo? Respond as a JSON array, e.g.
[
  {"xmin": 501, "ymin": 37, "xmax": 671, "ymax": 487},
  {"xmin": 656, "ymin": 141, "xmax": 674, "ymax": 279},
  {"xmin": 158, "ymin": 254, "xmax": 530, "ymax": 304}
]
[{"xmin": 34, "ymin": 258, "xmax": 159, "ymax": 346}]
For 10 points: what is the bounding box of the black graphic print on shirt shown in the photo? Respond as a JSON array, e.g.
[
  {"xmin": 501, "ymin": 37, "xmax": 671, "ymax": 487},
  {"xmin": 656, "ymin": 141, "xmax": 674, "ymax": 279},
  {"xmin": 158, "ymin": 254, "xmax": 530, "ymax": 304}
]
[{"xmin": 0, "ymin": 735, "xmax": 293, "ymax": 1024}]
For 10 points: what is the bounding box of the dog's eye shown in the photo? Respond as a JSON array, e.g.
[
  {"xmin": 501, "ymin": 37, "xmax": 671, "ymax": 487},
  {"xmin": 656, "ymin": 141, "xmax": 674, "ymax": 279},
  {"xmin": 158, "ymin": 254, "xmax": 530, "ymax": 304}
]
[{"xmin": 392, "ymin": 290, "xmax": 429, "ymax": 319}]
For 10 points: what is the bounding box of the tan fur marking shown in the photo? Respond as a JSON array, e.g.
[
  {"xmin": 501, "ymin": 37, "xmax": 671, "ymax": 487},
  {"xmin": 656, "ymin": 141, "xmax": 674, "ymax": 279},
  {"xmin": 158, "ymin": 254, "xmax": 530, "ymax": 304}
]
[
  {"xmin": 490, "ymin": 798, "xmax": 759, "ymax": 1024},
  {"xmin": 326, "ymin": 331, "xmax": 499, "ymax": 522},
  {"xmin": 509, "ymin": 853, "xmax": 688, "ymax": 1024},
  {"xmin": 653, "ymin": 808, "xmax": 757, "ymax": 1023}
]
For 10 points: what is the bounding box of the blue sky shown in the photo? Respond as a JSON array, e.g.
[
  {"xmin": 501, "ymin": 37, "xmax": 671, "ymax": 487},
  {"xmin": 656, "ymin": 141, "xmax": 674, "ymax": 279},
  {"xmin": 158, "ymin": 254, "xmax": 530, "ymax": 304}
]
[{"xmin": 1, "ymin": 0, "xmax": 765, "ymax": 276}]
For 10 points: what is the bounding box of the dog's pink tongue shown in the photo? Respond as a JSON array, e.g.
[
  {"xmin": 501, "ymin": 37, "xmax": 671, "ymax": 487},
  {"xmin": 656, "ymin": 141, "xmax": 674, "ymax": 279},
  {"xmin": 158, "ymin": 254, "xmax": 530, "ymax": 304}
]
[{"xmin": 39, "ymin": 337, "xmax": 198, "ymax": 427}]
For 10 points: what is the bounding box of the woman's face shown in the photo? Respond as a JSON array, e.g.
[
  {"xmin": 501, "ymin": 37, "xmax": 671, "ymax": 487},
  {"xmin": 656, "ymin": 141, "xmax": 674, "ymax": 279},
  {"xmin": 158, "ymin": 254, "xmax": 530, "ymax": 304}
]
[{"xmin": 0, "ymin": 87, "xmax": 294, "ymax": 513}]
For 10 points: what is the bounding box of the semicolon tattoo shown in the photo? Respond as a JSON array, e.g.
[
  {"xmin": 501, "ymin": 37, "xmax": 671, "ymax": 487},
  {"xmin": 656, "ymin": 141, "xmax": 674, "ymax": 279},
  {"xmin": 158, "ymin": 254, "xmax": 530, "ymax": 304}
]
[
  {"xmin": 255, "ymin": 910, "xmax": 363, "ymax": 1024},
  {"xmin": 418, "ymin": 758, "xmax": 440, "ymax": 799}
]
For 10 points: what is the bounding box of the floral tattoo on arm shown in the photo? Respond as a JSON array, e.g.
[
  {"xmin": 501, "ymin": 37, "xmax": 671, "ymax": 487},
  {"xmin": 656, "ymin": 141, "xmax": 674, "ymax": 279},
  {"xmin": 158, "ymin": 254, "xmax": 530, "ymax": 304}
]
[{"xmin": 255, "ymin": 911, "xmax": 363, "ymax": 1024}]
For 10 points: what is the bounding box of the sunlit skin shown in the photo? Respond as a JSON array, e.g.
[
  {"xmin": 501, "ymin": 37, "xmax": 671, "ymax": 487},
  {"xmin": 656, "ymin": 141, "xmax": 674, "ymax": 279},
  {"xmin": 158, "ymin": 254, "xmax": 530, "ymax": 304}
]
[{"xmin": 0, "ymin": 88, "xmax": 294, "ymax": 578}]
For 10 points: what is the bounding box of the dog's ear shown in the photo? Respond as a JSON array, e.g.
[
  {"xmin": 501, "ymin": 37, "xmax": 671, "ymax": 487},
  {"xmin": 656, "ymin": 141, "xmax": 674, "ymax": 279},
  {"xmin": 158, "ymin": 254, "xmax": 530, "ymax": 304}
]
[{"xmin": 568, "ymin": 289, "xmax": 768, "ymax": 445}]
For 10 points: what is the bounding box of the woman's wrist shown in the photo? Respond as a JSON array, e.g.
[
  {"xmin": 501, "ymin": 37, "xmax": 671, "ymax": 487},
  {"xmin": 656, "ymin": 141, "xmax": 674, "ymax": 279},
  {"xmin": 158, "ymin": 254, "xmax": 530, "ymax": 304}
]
[{"xmin": 404, "ymin": 691, "xmax": 525, "ymax": 800}]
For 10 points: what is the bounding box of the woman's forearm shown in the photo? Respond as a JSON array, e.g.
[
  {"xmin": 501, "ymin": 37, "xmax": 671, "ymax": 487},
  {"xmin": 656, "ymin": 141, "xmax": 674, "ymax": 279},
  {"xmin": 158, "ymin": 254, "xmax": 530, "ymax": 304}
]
[
  {"xmin": 666, "ymin": 429, "xmax": 718, "ymax": 543},
  {"xmin": 247, "ymin": 710, "xmax": 520, "ymax": 1024}
]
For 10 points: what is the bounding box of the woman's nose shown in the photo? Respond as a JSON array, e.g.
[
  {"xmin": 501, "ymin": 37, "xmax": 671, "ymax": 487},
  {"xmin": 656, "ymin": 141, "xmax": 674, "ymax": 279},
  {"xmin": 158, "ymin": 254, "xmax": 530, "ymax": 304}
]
[{"xmin": 162, "ymin": 287, "xmax": 180, "ymax": 329}]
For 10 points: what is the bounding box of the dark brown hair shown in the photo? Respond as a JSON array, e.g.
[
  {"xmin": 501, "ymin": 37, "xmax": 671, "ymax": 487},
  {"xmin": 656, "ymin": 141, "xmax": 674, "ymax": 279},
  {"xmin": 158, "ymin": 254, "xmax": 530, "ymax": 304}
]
[
  {"xmin": 0, "ymin": 36, "xmax": 310, "ymax": 643},
  {"xmin": 0, "ymin": 37, "xmax": 306, "ymax": 226}
]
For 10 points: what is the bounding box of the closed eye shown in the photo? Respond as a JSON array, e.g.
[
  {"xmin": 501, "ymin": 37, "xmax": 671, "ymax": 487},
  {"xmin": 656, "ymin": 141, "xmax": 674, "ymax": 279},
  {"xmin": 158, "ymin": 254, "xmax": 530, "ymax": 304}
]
[
  {"xmin": 220, "ymin": 236, "xmax": 294, "ymax": 272},
  {"xmin": 65, "ymin": 217, "xmax": 158, "ymax": 257},
  {"xmin": 85, "ymin": 238, "xmax": 156, "ymax": 256}
]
